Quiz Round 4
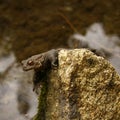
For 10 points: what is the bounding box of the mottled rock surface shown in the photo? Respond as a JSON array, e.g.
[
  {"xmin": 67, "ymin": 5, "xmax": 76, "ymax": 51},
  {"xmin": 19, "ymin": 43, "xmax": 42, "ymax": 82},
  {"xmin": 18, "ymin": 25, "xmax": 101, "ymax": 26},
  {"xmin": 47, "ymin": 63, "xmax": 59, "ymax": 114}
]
[{"xmin": 35, "ymin": 49, "xmax": 120, "ymax": 120}]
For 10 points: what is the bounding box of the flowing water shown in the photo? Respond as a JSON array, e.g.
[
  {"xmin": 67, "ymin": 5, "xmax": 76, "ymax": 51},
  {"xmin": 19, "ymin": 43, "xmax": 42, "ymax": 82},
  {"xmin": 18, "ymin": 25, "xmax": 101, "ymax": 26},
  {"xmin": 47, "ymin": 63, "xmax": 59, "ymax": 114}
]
[{"xmin": 0, "ymin": 0, "xmax": 119, "ymax": 120}]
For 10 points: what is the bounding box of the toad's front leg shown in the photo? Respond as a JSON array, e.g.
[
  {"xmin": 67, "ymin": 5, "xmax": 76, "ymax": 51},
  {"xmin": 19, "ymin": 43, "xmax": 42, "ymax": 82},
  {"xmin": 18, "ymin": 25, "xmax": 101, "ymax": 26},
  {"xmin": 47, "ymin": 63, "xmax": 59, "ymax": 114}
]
[
  {"xmin": 45, "ymin": 49, "xmax": 59, "ymax": 68},
  {"xmin": 33, "ymin": 70, "xmax": 46, "ymax": 94}
]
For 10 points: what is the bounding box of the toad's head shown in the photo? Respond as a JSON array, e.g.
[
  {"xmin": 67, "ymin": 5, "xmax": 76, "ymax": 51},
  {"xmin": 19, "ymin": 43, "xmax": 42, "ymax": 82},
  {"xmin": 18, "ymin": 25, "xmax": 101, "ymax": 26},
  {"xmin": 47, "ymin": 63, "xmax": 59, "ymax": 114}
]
[{"xmin": 21, "ymin": 54, "xmax": 44, "ymax": 71}]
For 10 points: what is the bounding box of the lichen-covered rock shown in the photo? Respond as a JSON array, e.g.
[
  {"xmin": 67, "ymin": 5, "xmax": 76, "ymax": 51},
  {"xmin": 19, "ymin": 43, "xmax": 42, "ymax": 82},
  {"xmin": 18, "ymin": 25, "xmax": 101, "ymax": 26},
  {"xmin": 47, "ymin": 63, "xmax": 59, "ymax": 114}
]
[{"xmin": 35, "ymin": 49, "xmax": 120, "ymax": 120}]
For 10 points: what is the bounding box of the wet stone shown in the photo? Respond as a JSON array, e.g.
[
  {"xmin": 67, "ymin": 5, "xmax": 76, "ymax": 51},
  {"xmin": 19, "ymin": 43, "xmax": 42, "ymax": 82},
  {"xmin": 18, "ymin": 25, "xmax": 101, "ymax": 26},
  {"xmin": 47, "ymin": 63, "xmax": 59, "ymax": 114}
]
[{"xmin": 35, "ymin": 49, "xmax": 120, "ymax": 120}]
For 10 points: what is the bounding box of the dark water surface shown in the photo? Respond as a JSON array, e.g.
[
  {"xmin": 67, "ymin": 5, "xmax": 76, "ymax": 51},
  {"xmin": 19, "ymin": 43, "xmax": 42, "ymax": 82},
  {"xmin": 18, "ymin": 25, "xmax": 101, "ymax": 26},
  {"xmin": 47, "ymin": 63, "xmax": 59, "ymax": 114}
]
[{"xmin": 0, "ymin": 0, "xmax": 120, "ymax": 120}]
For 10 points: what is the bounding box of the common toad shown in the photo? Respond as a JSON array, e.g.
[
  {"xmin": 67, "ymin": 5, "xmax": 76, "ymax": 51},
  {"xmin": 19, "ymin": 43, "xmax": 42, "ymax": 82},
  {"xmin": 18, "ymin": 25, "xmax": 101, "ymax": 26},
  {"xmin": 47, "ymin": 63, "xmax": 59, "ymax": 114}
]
[
  {"xmin": 21, "ymin": 49, "xmax": 59, "ymax": 93},
  {"xmin": 21, "ymin": 48, "xmax": 104, "ymax": 93}
]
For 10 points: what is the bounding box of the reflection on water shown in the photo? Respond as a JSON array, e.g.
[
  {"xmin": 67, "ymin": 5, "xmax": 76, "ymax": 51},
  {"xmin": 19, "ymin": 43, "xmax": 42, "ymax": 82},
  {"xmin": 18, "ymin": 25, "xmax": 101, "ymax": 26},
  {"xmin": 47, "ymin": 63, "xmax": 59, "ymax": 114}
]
[{"xmin": 68, "ymin": 23, "xmax": 120, "ymax": 74}]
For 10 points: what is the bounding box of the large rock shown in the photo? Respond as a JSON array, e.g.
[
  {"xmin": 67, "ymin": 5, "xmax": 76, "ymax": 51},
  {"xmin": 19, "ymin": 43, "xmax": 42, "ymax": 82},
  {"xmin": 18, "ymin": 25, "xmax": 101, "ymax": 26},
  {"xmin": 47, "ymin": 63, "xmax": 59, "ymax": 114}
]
[{"xmin": 34, "ymin": 49, "xmax": 120, "ymax": 120}]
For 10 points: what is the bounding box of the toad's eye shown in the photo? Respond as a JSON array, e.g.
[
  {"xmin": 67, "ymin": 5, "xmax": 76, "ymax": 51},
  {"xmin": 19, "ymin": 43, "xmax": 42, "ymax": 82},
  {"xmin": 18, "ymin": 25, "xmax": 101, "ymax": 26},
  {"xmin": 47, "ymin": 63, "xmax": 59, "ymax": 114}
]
[{"xmin": 27, "ymin": 60, "xmax": 34, "ymax": 66}]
